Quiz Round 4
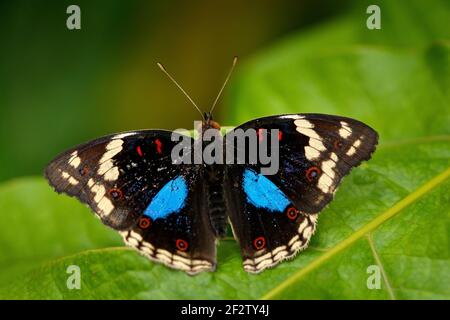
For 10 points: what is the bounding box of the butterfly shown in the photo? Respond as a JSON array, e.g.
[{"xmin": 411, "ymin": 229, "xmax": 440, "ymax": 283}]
[{"xmin": 45, "ymin": 59, "xmax": 378, "ymax": 275}]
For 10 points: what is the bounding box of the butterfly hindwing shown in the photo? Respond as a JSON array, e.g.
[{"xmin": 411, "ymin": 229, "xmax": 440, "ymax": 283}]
[
  {"xmin": 45, "ymin": 130, "xmax": 217, "ymax": 274},
  {"xmin": 224, "ymin": 113, "xmax": 378, "ymax": 272},
  {"xmin": 121, "ymin": 169, "xmax": 217, "ymax": 274},
  {"xmin": 225, "ymin": 167, "xmax": 318, "ymax": 273}
]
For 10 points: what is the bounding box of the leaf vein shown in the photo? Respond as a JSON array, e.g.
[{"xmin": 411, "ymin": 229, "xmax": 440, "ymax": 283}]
[{"xmin": 366, "ymin": 233, "xmax": 396, "ymax": 300}]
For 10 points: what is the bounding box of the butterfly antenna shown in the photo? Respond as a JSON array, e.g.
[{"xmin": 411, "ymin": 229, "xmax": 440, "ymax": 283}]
[
  {"xmin": 157, "ymin": 62, "xmax": 205, "ymax": 120},
  {"xmin": 209, "ymin": 56, "xmax": 238, "ymax": 115}
]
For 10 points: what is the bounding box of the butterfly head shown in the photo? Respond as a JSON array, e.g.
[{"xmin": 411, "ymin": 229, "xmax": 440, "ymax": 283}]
[{"xmin": 203, "ymin": 112, "xmax": 221, "ymax": 130}]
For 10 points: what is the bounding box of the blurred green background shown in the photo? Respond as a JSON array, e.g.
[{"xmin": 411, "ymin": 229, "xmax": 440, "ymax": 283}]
[{"xmin": 0, "ymin": 0, "xmax": 351, "ymax": 182}]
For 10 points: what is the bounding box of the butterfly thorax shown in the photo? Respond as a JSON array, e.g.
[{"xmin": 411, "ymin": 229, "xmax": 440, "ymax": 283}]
[{"xmin": 201, "ymin": 111, "xmax": 221, "ymax": 130}]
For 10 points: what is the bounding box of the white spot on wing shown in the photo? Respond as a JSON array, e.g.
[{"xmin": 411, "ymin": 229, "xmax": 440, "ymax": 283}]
[
  {"xmin": 310, "ymin": 138, "xmax": 326, "ymax": 151},
  {"xmin": 331, "ymin": 152, "xmax": 338, "ymax": 162},
  {"xmin": 321, "ymin": 153, "xmax": 338, "ymax": 181},
  {"xmin": 61, "ymin": 171, "xmax": 70, "ymax": 179},
  {"xmin": 281, "ymin": 115, "xmax": 304, "ymax": 120},
  {"xmin": 290, "ymin": 241, "xmax": 303, "ymax": 251},
  {"xmin": 339, "ymin": 121, "xmax": 352, "ymax": 138},
  {"xmin": 127, "ymin": 237, "xmax": 140, "ymax": 247},
  {"xmin": 296, "ymin": 127, "xmax": 321, "ymax": 140},
  {"xmin": 346, "ymin": 139, "xmax": 361, "ymax": 156},
  {"xmin": 92, "ymin": 184, "xmax": 106, "ymax": 203},
  {"xmin": 288, "ymin": 235, "xmax": 300, "ymax": 246},
  {"xmin": 91, "ymin": 183, "xmax": 114, "ymax": 216},
  {"xmin": 295, "ymin": 123, "xmax": 326, "ymax": 160},
  {"xmin": 69, "ymin": 151, "xmax": 81, "ymax": 169},
  {"xmin": 99, "ymin": 198, "xmax": 114, "ymax": 216},
  {"xmin": 309, "ymin": 214, "xmax": 318, "ymax": 224},
  {"xmin": 303, "ymin": 226, "xmax": 313, "ymax": 239},
  {"xmin": 273, "ymin": 250, "xmax": 288, "ymax": 261},
  {"xmin": 318, "ymin": 174, "xmax": 333, "ymax": 193},
  {"xmin": 272, "ymin": 246, "xmax": 287, "ymax": 255},
  {"xmin": 254, "ymin": 252, "xmax": 272, "ymax": 264},
  {"xmin": 130, "ymin": 231, "xmax": 143, "ymax": 242},
  {"xmin": 106, "ymin": 139, "xmax": 123, "ymax": 150},
  {"xmin": 294, "ymin": 119, "xmax": 314, "ymax": 129},
  {"xmin": 141, "ymin": 241, "xmax": 154, "ymax": 251},
  {"xmin": 61, "ymin": 171, "xmax": 79, "ymax": 186},
  {"xmin": 256, "ymin": 258, "xmax": 273, "ymax": 270},
  {"xmin": 140, "ymin": 246, "xmax": 153, "ymax": 255},
  {"xmin": 173, "ymin": 254, "xmax": 192, "ymax": 265},
  {"xmin": 304, "ymin": 146, "xmax": 321, "ymax": 160},
  {"xmin": 97, "ymin": 159, "xmax": 119, "ymax": 181},
  {"xmin": 298, "ymin": 219, "xmax": 309, "ymax": 233},
  {"xmin": 113, "ymin": 132, "xmax": 137, "ymax": 139},
  {"xmin": 100, "ymin": 139, "xmax": 124, "ymax": 163},
  {"xmin": 156, "ymin": 253, "xmax": 172, "ymax": 264},
  {"xmin": 104, "ymin": 166, "xmax": 119, "ymax": 181},
  {"xmin": 346, "ymin": 146, "xmax": 356, "ymax": 156},
  {"xmin": 97, "ymin": 160, "xmax": 114, "ymax": 175}
]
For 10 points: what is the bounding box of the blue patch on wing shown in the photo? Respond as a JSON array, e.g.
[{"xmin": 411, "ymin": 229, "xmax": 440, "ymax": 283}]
[
  {"xmin": 243, "ymin": 169, "xmax": 291, "ymax": 212},
  {"xmin": 143, "ymin": 176, "xmax": 188, "ymax": 220}
]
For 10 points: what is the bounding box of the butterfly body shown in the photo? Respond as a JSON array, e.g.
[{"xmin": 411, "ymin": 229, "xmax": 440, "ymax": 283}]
[{"xmin": 45, "ymin": 113, "xmax": 378, "ymax": 274}]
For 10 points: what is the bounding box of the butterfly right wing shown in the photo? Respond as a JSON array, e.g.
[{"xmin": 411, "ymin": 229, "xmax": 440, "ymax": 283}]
[
  {"xmin": 223, "ymin": 113, "xmax": 378, "ymax": 273},
  {"xmin": 45, "ymin": 130, "xmax": 217, "ymax": 274}
]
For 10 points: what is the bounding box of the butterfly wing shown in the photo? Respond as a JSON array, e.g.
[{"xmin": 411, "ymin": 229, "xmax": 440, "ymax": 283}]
[
  {"xmin": 224, "ymin": 113, "xmax": 378, "ymax": 272},
  {"xmin": 45, "ymin": 130, "xmax": 217, "ymax": 274},
  {"xmin": 225, "ymin": 166, "xmax": 319, "ymax": 273}
]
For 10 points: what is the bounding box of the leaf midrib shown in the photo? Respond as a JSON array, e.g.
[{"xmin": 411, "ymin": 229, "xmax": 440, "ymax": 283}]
[{"xmin": 261, "ymin": 165, "xmax": 450, "ymax": 300}]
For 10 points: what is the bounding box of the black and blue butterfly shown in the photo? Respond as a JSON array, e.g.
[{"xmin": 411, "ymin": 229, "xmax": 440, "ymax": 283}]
[{"xmin": 45, "ymin": 60, "xmax": 378, "ymax": 274}]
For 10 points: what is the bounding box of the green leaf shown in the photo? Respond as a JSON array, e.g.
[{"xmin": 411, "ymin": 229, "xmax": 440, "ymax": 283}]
[{"xmin": 0, "ymin": 139, "xmax": 449, "ymax": 299}]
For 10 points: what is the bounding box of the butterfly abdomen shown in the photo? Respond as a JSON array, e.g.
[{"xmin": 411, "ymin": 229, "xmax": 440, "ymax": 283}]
[{"xmin": 205, "ymin": 164, "xmax": 228, "ymax": 238}]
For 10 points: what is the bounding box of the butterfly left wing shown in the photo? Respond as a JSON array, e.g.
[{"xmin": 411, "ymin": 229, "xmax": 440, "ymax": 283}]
[
  {"xmin": 224, "ymin": 113, "xmax": 378, "ymax": 272},
  {"xmin": 45, "ymin": 130, "xmax": 217, "ymax": 274}
]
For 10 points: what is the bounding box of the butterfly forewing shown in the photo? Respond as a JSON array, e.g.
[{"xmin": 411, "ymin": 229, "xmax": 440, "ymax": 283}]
[{"xmin": 230, "ymin": 113, "xmax": 378, "ymax": 212}]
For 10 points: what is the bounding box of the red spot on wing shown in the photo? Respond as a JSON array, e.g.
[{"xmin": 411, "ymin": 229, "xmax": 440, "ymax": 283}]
[
  {"xmin": 333, "ymin": 139, "xmax": 343, "ymax": 150},
  {"xmin": 253, "ymin": 236, "xmax": 266, "ymax": 250},
  {"xmin": 286, "ymin": 206, "xmax": 299, "ymax": 220},
  {"xmin": 155, "ymin": 139, "xmax": 163, "ymax": 154},
  {"xmin": 139, "ymin": 217, "xmax": 151, "ymax": 229},
  {"xmin": 278, "ymin": 131, "xmax": 283, "ymax": 141},
  {"xmin": 108, "ymin": 188, "xmax": 123, "ymax": 200},
  {"xmin": 176, "ymin": 239, "xmax": 189, "ymax": 251},
  {"xmin": 79, "ymin": 166, "xmax": 89, "ymax": 176},
  {"xmin": 136, "ymin": 146, "xmax": 143, "ymax": 157},
  {"xmin": 305, "ymin": 166, "xmax": 321, "ymax": 182},
  {"xmin": 257, "ymin": 128, "xmax": 264, "ymax": 142}
]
